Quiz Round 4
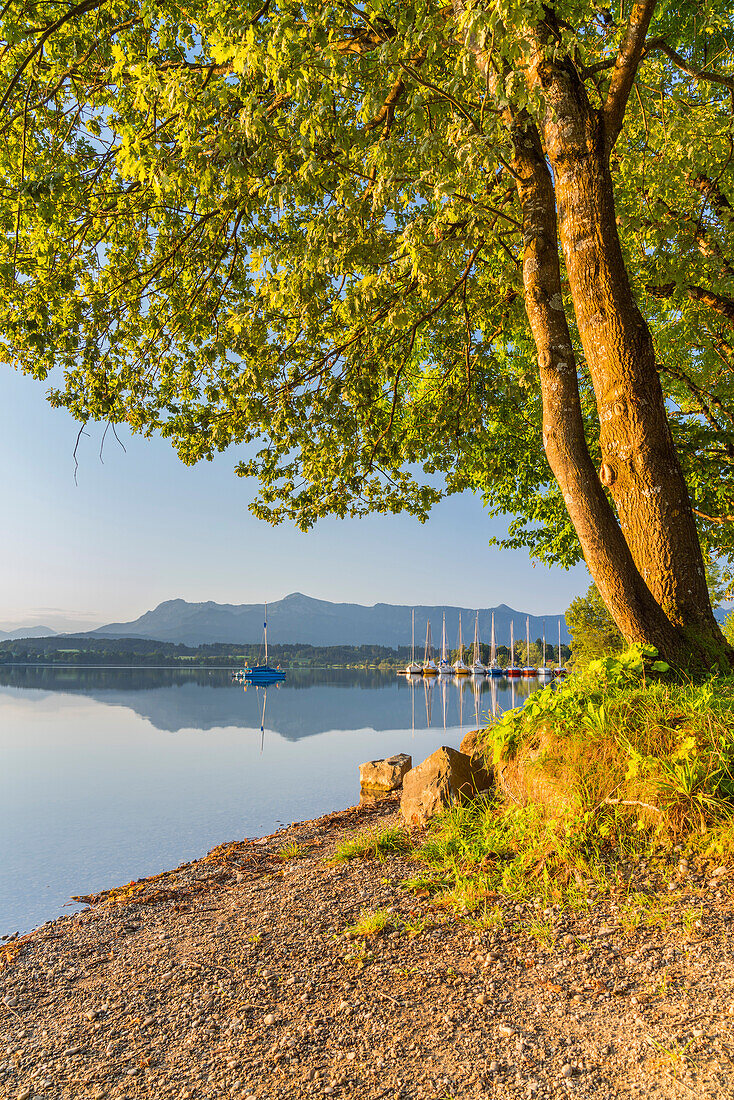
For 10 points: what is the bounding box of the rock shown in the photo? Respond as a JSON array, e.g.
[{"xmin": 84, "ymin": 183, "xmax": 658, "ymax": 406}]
[
  {"xmin": 560, "ymin": 1064, "xmax": 573, "ymax": 1078},
  {"xmin": 400, "ymin": 746, "xmax": 492, "ymax": 827},
  {"xmin": 359, "ymin": 754, "xmax": 412, "ymax": 792},
  {"xmin": 475, "ymin": 992, "xmax": 488, "ymax": 1006},
  {"xmin": 263, "ymin": 1013, "xmax": 277, "ymax": 1026},
  {"xmin": 459, "ymin": 729, "xmax": 489, "ymax": 765}
]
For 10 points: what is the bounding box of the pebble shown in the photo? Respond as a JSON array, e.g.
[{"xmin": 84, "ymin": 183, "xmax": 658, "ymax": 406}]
[
  {"xmin": 263, "ymin": 1013, "xmax": 277, "ymax": 1026},
  {"xmin": 3, "ymin": 995, "xmax": 19, "ymax": 1006},
  {"xmin": 475, "ymin": 993, "xmax": 488, "ymax": 1006},
  {"xmin": 499, "ymin": 1024, "xmax": 514, "ymax": 1037},
  {"xmin": 17, "ymin": 1090, "xmax": 32, "ymax": 1100},
  {"xmin": 560, "ymin": 1064, "xmax": 573, "ymax": 1078}
]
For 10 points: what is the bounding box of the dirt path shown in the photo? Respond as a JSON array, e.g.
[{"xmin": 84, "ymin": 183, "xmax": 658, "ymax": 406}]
[{"xmin": 1, "ymin": 796, "xmax": 733, "ymax": 1100}]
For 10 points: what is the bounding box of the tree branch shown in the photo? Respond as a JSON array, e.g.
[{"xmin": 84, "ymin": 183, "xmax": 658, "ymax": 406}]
[
  {"xmin": 0, "ymin": 0, "xmax": 106, "ymax": 116},
  {"xmin": 653, "ymin": 41, "xmax": 734, "ymax": 91},
  {"xmin": 603, "ymin": 0, "xmax": 658, "ymax": 150}
]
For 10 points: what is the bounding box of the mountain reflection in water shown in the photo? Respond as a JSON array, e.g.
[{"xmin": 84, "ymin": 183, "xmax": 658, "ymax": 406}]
[{"xmin": 0, "ymin": 666, "xmax": 540, "ymax": 740}]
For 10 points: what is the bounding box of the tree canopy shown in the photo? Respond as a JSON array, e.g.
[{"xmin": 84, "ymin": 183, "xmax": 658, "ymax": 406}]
[{"xmin": 3, "ymin": 1, "xmax": 734, "ymax": 616}]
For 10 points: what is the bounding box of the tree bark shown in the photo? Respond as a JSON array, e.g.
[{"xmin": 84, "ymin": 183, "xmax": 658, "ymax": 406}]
[
  {"xmin": 452, "ymin": 1, "xmax": 730, "ymax": 668},
  {"xmin": 524, "ymin": 49, "xmax": 720, "ymax": 646},
  {"xmin": 511, "ymin": 122, "xmax": 682, "ymax": 655}
]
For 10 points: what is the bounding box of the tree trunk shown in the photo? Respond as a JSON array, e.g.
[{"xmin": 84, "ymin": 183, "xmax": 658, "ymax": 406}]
[
  {"xmin": 452, "ymin": 2, "xmax": 731, "ymax": 669},
  {"xmin": 511, "ymin": 122, "xmax": 682, "ymax": 657},
  {"xmin": 523, "ymin": 52, "xmax": 729, "ymax": 665}
]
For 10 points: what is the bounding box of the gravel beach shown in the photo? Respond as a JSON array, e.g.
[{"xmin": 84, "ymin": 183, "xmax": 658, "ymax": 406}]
[{"xmin": 1, "ymin": 795, "xmax": 733, "ymax": 1100}]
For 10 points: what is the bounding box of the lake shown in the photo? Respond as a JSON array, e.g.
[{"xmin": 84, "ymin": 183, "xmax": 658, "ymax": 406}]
[{"xmin": 0, "ymin": 666, "xmax": 542, "ymax": 936}]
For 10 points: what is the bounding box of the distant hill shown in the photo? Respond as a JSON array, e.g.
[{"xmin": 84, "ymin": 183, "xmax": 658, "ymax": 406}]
[
  {"xmin": 0, "ymin": 626, "xmax": 57, "ymax": 641},
  {"xmin": 91, "ymin": 592, "xmax": 569, "ymax": 648}
]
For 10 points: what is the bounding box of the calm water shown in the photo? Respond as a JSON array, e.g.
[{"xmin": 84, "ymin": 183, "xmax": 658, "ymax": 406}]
[{"xmin": 0, "ymin": 667, "xmax": 542, "ymax": 936}]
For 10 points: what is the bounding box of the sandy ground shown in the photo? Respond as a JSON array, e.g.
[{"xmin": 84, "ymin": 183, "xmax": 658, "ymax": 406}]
[{"xmin": 2, "ymin": 795, "xmax": 734, "ymax": 1100}]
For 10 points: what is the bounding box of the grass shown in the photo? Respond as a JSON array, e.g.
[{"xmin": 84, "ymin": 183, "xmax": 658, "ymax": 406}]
[
  {"xmin": 343, "ymin": 908, "xmax": 392, "ymax": 938},
  {"xmin": 414, "ymin": 649, "xmax": 734, "ymax": 914},
  {"xmin": 333, "ymin": 826, "xmax": 412, "ymax": 863},
  {"xmin": 276, "ymin": 842, "xmax": 307, "ymax": 861}
]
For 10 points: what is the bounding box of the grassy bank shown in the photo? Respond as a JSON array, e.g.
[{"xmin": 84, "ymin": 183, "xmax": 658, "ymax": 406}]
[
  {"xmin": 334, "ymin": 648, "xmax": 734, "ymax": 926},
  {"xmin": 417, "ymin": 648, "xmax": 734, "ymax": 917}
]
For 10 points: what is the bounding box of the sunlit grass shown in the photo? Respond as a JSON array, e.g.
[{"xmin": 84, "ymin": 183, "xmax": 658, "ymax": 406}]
[{"xmin": 333, "ymin": 826, "xmax": 412, "ymax": 862}]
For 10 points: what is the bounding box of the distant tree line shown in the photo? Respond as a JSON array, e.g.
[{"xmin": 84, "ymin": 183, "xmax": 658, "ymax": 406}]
[{"xmin": 0, "ymin": 635, "xmax": 422, "ymax": 668}]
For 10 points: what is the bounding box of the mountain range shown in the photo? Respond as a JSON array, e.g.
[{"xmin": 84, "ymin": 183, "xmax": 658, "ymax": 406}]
[
  {"xmin": 0, "ymin": 626, "xmax": 58, "ymax": 641},
  {"xmin": 91, "ymin": 592, "xmax": 570, "ymax": 648}
]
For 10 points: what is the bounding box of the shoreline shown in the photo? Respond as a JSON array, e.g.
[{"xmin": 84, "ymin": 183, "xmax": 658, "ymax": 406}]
[{"xmin": 2, "ymin": 797, "xmax": 734, "ymax": 1099}]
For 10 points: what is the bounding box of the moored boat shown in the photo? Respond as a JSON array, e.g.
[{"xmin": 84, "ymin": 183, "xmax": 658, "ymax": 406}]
[
  {"xmin": 240, "ymin": 604, "xmax": 285, "ymax": 683},
  {"xmin": 506, "ymin": 619, "xmax": 522, "ymax": 677},
  {"xmin": 438, "ymin": 612, "xmax": 452, "ymax": 675},
  {"xmin": 423, "ymin": 620, "xmax": 439, "ymax": 676},
  {"xmin": 488, "ymin": 610, "xmax": 502, "ymax": 676},
  {"xmin": 538, "ymin": 619, "xmax": 553, "ymax": 678},
  {"xmin": 522, "ymin": 614, "xmax": 538, "ymax": 677},
  {"xmin": 402, "ymin": 609, "xmax": 422, "ymax": 675},
  {"xmin": 471, "ymin": 611, "xmax": 486, "ymax": 675},
  {"xmin": 554, "ymin": 619, "xmax": 567, "ymax": 676},
  {"xmin": 453, "ymin": 613, "xmax": 471, "ymax": 676}
]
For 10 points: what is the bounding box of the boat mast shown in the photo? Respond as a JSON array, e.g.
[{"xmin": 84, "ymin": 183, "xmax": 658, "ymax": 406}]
[
  {"xmin": 411, "ymin": 609, "xmax": 415, "ymax": 665},
  {"xmin": 542, "ymin": 620, "xmax": 546, "ymax": 668},
  {"xmin": 558, "ymin": 619, "xmax": 562, "ymax": 668},
  {"xmin": 473, "ymin": 612, "xmax": 480, "ymax": 665},
  {"xmin": 526, "ymin": 615, "xmax": 530, "ymax": 666},
  {"xmin": 264, "ymin": 603, "xmax": 268, "ymax": 665},
  {"xmin": 424, "ymin": 621, "xmax": 431, "ymax": 664},
  {"xmin": 491, "ymin": 611, "xmax": 496, "ymax": 666},
  {"xmin": 510, "ymin": 620, "xmax": 514, "ymax": 667},
  {"xmin": 458, "ymin": 613, "xmax": 463, "ymax": 663},
  {"xmin": 442, "ymin": 612, "xmax": 447, "ymax": 663}
]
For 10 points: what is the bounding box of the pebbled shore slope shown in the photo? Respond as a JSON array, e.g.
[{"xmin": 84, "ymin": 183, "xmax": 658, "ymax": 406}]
[{"xmin": 1, "ymin": 796, "xmax": 734, "ymax": 1100}]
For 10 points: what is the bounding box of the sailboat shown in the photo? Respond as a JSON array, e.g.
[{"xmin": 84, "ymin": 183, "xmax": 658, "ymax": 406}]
[
  {"xmin": 241, "ymin": 604, "xmax": 286, "ymax": 683},
  {"xmin": 402, "ymin": 609, "xmax": 422, "ymax": 675},
  {"xmin": 422, "ymin": 620, "xmax": 439, "ymax": 676},
  {"xmin": 438, "ymin": 612, "xmax": 452, "ymax": 675},
  {"xmin": 555, "ymin": 619, "xmax": 567, "ymax": 676},
  {"xmin": 506, "ymin": 619, "xmax": 522, "ymax": 677},
  {"xmin": 471, "ymin": 611, "xmax": 486, "ymax": 675},
  {"xmin": 453, "ymin": 613, "xmax": 471, "ymax": 676},
  {"xmin": 488, "ymin": 610, "xmax": 502, "ymax": 676},
  {"xmin": 522, "ymin": 614, "xmax": 538, "ymax": 677},
  {"xmin": 538, "ymin": 619, "xmax": 553, "ymax": 678}
]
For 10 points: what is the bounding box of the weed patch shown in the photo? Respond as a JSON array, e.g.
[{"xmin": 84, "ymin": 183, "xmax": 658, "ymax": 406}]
[
  {"xmin": 343, "ymin": 908, "xmax": 392, "ymax": 938},
  {"xmin": 333, "ymin": 826, "xmax": 412, "ymax": 863}
]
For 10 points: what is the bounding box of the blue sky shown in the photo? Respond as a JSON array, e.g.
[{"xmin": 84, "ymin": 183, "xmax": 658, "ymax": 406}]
[{"xmin": 0, "ymin": 366, "xmax": 590, "ymax": 631}]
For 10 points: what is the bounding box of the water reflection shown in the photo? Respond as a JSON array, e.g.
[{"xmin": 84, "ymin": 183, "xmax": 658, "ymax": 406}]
[{"xmin": 0, "ymin": 666, "xmax": 543, "ymax": 739}]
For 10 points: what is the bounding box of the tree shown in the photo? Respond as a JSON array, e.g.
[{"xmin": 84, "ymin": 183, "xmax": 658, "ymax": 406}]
[
  {"xmin": 2, "ymin": 0, "xmax": 734, "ymax": 668},
  {"xmin": 566, "ymin": 584, "xmax": 625, "ymax": 671}
]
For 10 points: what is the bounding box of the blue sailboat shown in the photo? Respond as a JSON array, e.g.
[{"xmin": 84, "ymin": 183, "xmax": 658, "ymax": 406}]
[{"xmin": 241, "ymin": 604, "xmax": 286, "ymax": 684}]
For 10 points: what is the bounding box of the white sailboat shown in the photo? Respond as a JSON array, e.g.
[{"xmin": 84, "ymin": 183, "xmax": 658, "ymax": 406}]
[
  {"xmin": 507, "ymin": 619, "xmax": 521, "ymax": 677},
  {"xmin": 555, "ymin": 619, "xmax": 567, "ymax": 676},
  {"xmin": 488, "ymin": 610, "xmax": 502, "ymax": 676},
  {"xmin": 471, "ymin": 611, "xmax": 486, "ymax": 675},
  {"xmin": 522, "ymin": 614, "xmax": 538, "ymax": 676},
  {"xmin": 453, "ymin": 613, "xmax": 471, "ymax": 676},
  {"xmin": 403, "ymin": 609, "xmax": 422, "ymax": 675},
  {"xmin": 422, "ymin": 620, "xmax": 438, "ymax": 676},
  {"xmin": 438, "ymin": 612, "xmax": 452, "ymax": 675},
  {"xmin": 538, "ymin": 619, "xmax": 553, "ymax": 678}
]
